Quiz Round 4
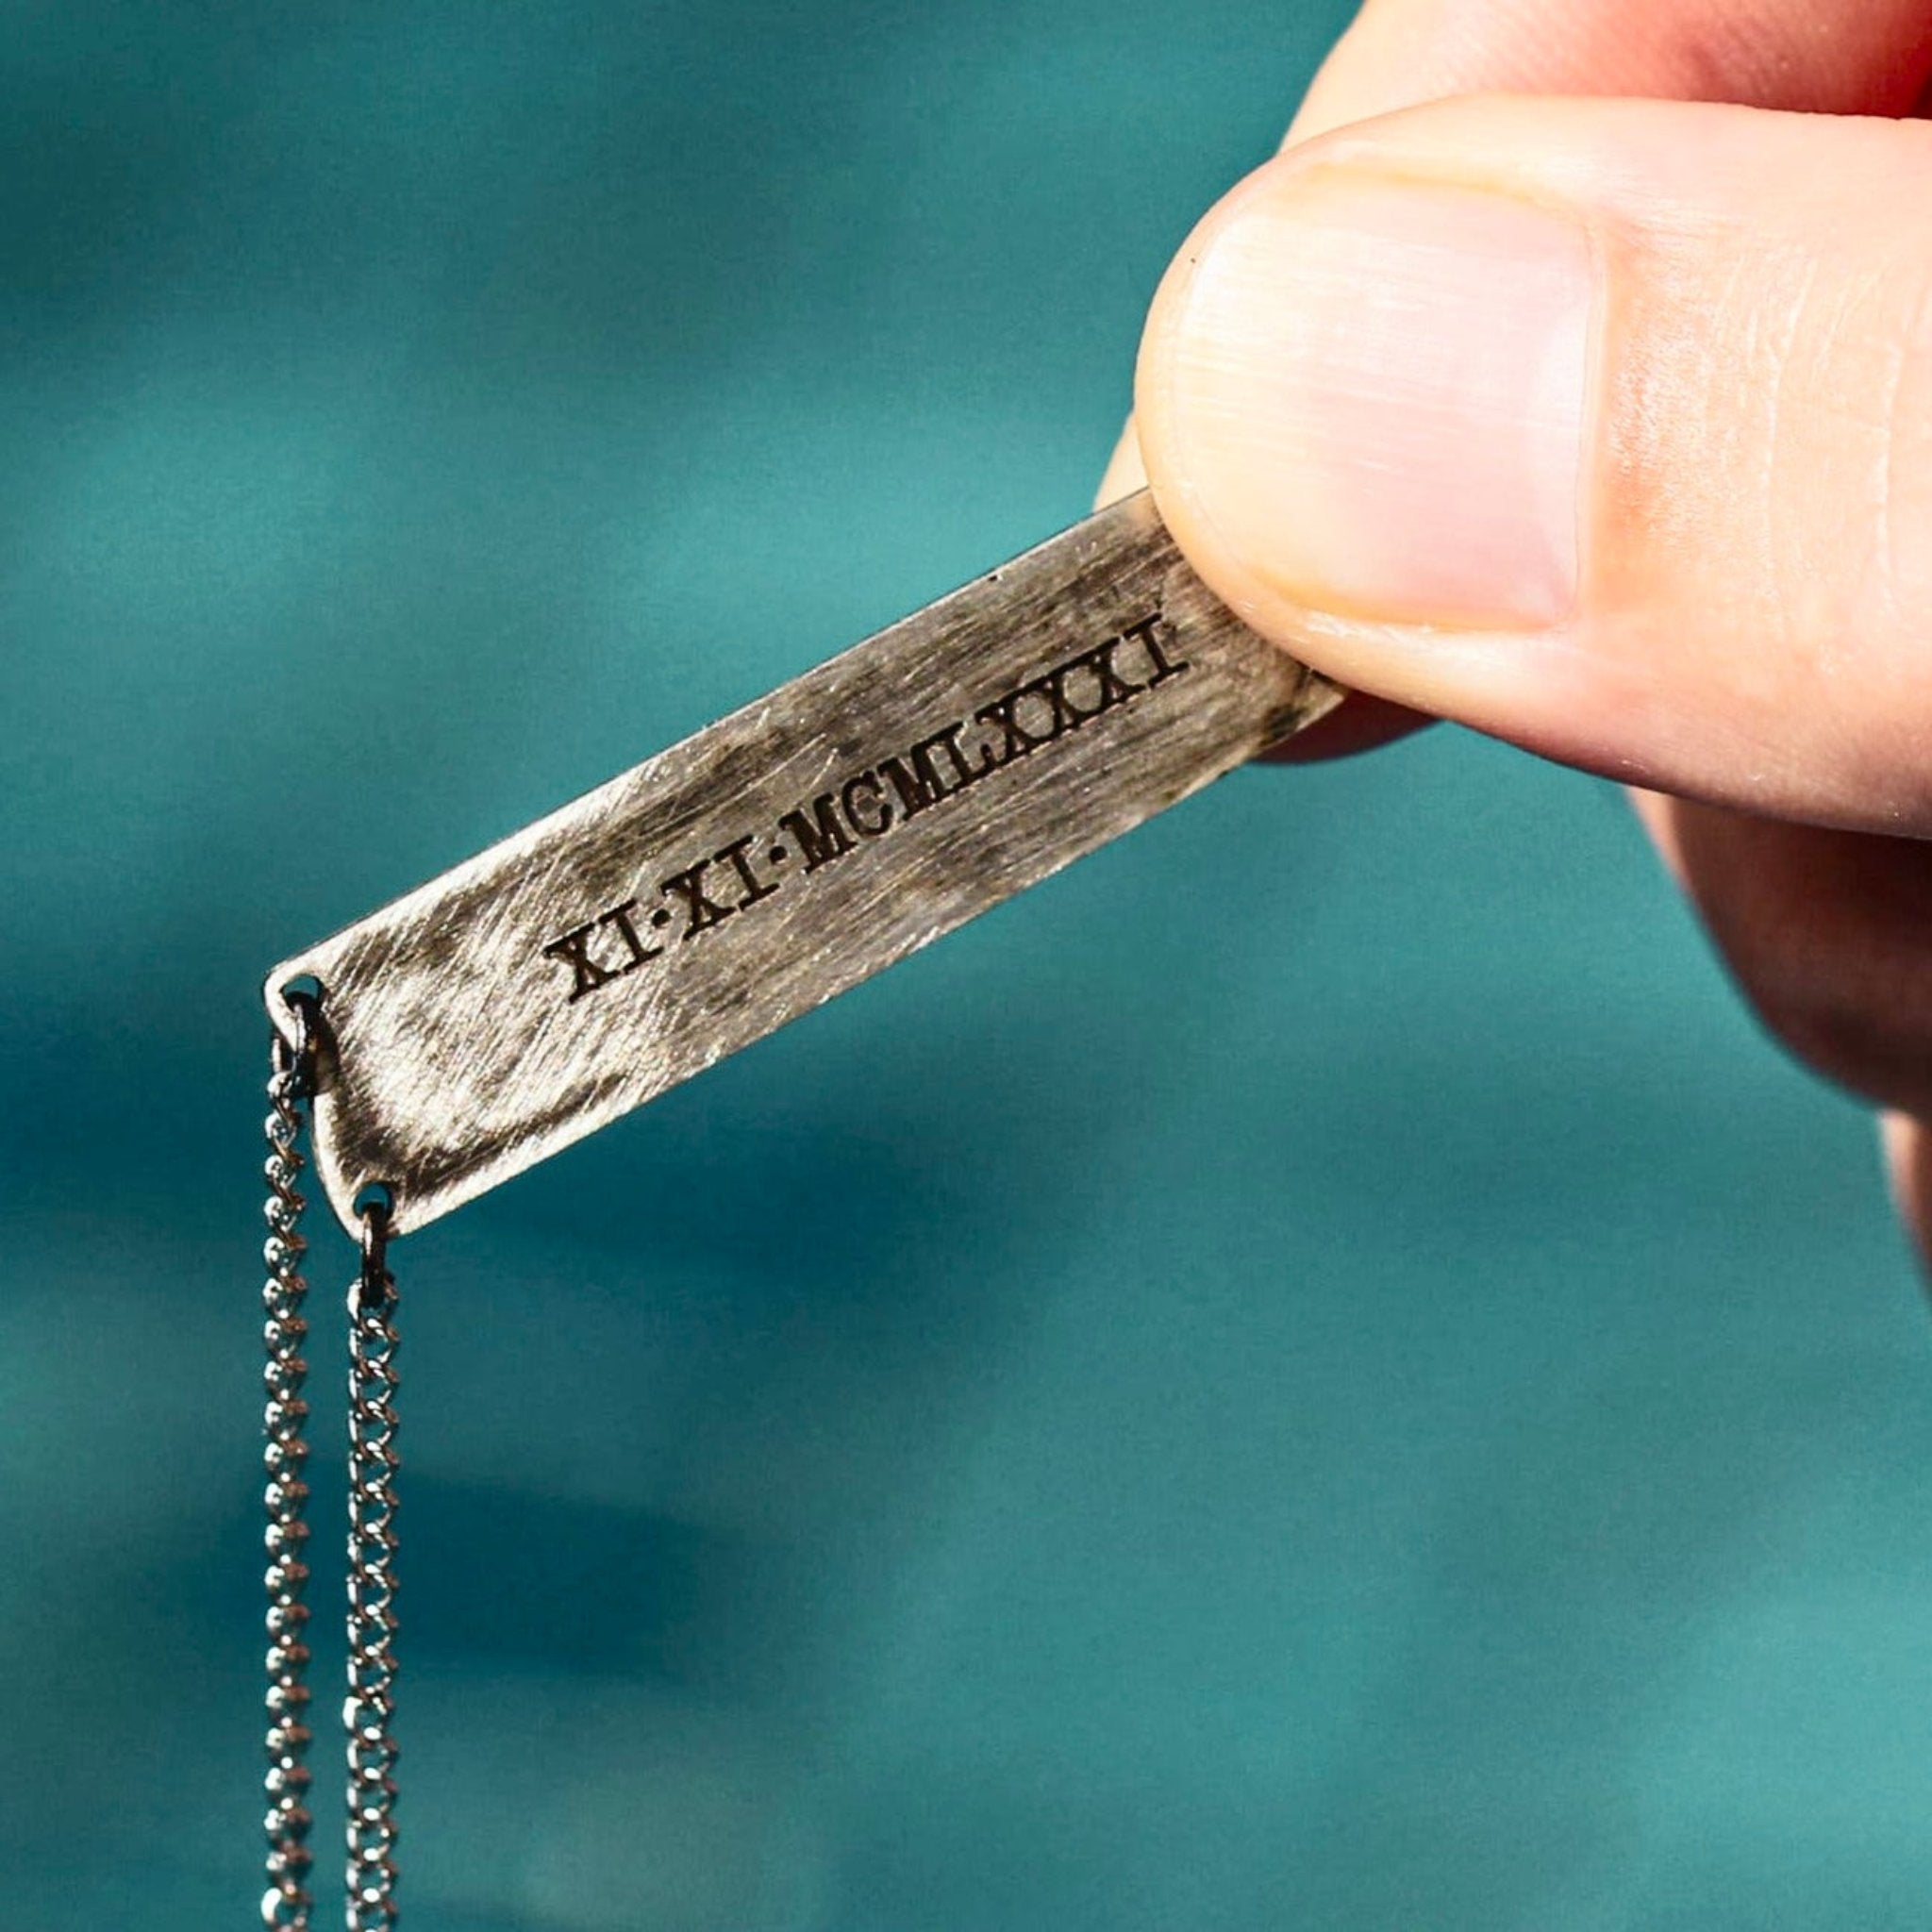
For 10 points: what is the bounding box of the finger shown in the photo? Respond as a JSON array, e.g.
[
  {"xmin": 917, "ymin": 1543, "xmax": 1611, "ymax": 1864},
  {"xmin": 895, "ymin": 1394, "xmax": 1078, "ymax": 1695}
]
[
  {"xmin": 1111, "ymin": 0, "xmax": 1932, "ymax": 489},
  {"xmin": 1105, "ymin": 0, "xmax": 1932, "ymax": 757},
  {"xmin": 1103, "ymin": 431, "xmax": 1428, "ymax": 761},
  {"xmin": 1098, "ymin": 350, "xmax": 1433, "ymax": 764},
  {"xmin": 1291, "ymin": 8, "xmax": 1932, "ymax": 1256},
  {"xmin": 1136, "ymin": 95, "xmax": 1932, "ymax": 835},
  {"xmin": 1294, "ymin": 0, "xmax": 1932, "ymax": 138},
  {"xmin": 1634, "ymin": 791, "xmax": 1932, "ymax": 1117}
]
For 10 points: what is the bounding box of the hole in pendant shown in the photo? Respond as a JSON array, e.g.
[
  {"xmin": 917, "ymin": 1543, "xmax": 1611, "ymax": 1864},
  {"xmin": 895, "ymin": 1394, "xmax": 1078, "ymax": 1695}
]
[
  {"xmin": 278, "ymin": 970, "xmax": 324, "ymax": 1008},
  {"xmin": 276, "ymin": 972, "xmax": 326, "ymax": 1039},
  {"xmin": 354, "ymin": 1181, "xmax": 395, "ymax": 1222}
]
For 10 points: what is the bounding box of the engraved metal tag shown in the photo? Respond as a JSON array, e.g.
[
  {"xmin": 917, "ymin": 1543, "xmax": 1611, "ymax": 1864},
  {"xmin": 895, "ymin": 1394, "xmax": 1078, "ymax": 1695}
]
[{"xmin": 268, "ymin": 490, "xmax": 1340, "ymax": 1234}]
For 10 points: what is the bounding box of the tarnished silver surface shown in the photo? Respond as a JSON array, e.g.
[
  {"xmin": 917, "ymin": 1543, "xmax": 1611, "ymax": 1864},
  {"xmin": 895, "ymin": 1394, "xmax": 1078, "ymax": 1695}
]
[{"xmin": 267, "ymin": 490, "xmax": 1340, "ymax": 1235}]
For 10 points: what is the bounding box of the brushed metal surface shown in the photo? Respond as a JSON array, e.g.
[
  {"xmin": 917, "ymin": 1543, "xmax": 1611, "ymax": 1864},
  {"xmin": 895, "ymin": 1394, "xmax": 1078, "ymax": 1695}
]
[{"xmin": 266, "ymin": 491, "xmax": 1340, "ymax": 1234}]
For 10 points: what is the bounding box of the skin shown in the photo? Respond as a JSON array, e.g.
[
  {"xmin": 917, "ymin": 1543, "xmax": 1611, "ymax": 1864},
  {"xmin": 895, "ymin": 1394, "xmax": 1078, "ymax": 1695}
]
[{"xmin": 1105, "ymin": 0, "xmax": 1932, "ymax": 1263}]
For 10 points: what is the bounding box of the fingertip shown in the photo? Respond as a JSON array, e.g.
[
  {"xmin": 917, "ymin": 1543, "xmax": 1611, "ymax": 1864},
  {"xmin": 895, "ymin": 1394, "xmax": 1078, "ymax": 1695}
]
[{"xmin": 1137, "ymin": 95, "xmax": 1932, "ymax": 830}]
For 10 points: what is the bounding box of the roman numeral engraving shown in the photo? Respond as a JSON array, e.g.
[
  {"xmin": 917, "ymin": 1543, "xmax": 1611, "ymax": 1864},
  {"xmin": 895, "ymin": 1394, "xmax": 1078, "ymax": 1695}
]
[
  {"xmin": 841, "ymin": 772, "xmax": 892, "ymax": 837},
  {"xmin": 543, "ymin": 921, "xmax": 616, "ymax": 1002},
  {"xmin": 1126, "ymin": 612, "xmax": 1189, "ymax": 685},
  {"xmin": 974, "ymin": 689, "xmax": 1052, "ymax": 765},
  {"xmin": 658, "ymin": 858, "xmax": 736, "ymax": 938},
  {"xmin": 539, "ymin": 609, "xmax": 1193, "ymax": 1005},
  {"xmin": 715, "ymin": 832, "xmax": 780, "ymax": 910},
  {"xmin": 1066, "ymin": 633, "xmax": 1146, "ymax": 716},
  {"xmin": 886, "ymin": 722, "xmax": 991, "ymax": 816},
  {"xmin": 269, "ymin": 488, "xmax": 1347, "ymax": 1239},
  {"xmin": 776, "ymin": 794, "xmax": 856, "ymax": 873},
  {"xmin": 542, "ymin": 897, "xmax": 662, "ymax": 1002}
]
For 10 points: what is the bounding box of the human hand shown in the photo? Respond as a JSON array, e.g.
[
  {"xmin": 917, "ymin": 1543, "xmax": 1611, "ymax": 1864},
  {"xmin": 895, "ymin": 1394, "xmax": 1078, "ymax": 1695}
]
[{"xmin": 1105, "ymin": 0, "xmax": 1932, "ymax": 1261}]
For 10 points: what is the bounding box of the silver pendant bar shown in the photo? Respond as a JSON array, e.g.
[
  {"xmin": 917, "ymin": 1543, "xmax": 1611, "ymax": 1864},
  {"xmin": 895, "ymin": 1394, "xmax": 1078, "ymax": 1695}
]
[{"xmin": 267, "ymin": 490, "xmax": 1340, "ymax": 1235}]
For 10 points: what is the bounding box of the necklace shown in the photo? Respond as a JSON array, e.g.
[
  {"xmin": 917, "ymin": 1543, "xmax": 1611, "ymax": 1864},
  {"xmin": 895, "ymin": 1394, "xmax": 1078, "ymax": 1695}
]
[{"xmin": 253, "ymin": 487, "xmax": 1336, "ymax": 1927}]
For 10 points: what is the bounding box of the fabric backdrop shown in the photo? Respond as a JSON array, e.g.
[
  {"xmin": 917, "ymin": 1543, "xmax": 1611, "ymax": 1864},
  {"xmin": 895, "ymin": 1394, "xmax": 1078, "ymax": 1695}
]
[{"xmin": 2, "ymin": 3, "xmax": 1927, "ymax": 1926}]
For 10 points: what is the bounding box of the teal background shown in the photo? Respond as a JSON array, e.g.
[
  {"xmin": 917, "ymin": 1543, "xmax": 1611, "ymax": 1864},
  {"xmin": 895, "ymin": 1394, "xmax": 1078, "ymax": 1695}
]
[{"xmin": 3, "ymin": 3, "xmax": 1929, "ymax": 1926}]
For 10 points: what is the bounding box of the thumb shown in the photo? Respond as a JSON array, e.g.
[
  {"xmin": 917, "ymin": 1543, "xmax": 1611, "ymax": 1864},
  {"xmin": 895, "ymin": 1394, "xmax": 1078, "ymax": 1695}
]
[{"xmin": 1136, "ymin": 94, "xmax": 1932, "ymax": 836}]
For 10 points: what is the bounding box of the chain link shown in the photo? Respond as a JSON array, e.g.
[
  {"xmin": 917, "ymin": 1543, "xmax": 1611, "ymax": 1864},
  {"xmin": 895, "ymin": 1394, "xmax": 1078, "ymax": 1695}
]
[
  {"xmin": 345, "ymin": 1202, "xmax": 401, "ymax": 1930},
  {"xmin": 262, "ymin": 997, "xmax": 403, "ymax": 1929},
  {"xmin": 262, "ymin": 1003, "xmax": 320, "ymax": 1930}
]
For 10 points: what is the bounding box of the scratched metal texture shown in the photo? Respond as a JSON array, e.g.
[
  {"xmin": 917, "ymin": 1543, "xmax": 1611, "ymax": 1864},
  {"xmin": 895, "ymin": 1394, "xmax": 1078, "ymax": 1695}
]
[{"xmin": 268, "ymin": 491, "xmax": 1338, "ymax": 1234}]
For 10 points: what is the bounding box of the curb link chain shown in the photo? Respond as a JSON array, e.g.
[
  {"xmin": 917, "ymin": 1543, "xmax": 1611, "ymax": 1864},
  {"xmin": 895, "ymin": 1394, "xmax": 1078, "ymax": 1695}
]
[
  {"xmin": 346, "ymin": 1201, "xmax": 401, "ymax": 1930},
  {"xmin": 262, "ymin": 995, "xmax": 320, "ymax": 1929},
  {"xmin": 262, "ymin": 991, "xmax": 402, "ymax": 1930}
]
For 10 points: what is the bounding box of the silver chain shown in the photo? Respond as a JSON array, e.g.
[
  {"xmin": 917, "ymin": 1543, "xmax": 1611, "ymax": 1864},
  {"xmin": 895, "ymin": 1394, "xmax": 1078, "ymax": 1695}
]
[
  {"xmin": 345, "ymin": 1202, "xmax": 401, "ymax": 1929},
  {"xmin": 262, "ymin": 1000, "xmax": 320, "ymax": 1929},
  {"xmin": 261, "ymin": 993, "xmax": 402, "ymax": 1930}
]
